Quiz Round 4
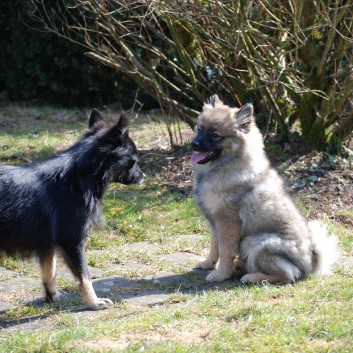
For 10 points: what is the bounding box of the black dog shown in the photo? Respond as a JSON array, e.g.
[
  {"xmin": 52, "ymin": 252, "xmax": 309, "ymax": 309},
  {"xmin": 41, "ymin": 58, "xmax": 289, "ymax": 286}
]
[{"xmin": 0, "ymin": 109, "xmax": 144, "ymax": 310}]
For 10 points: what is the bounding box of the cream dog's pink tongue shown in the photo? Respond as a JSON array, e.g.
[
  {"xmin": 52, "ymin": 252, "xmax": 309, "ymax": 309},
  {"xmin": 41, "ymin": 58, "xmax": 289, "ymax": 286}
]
[{"xmin": 191, "ymin": 152, "xmax": 208, "ymax": 164}]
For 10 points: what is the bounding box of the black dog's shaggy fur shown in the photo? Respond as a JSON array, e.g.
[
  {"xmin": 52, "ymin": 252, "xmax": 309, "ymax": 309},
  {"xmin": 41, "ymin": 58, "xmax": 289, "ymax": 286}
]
[{"xmin": 0, "ymin": 109, "xmax": 144, "ymax": 310}]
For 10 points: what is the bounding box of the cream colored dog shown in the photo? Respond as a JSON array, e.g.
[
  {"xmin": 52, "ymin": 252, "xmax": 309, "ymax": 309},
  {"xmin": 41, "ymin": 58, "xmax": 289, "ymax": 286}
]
[{"xmin": 191, "ymin": 95, "xmax": 338, "ymax": 283}]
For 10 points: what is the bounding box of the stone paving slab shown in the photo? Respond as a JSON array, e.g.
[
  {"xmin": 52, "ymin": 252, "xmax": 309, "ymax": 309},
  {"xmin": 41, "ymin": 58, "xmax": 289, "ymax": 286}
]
[
  {"xmin": 149, "ymin": 271, "xmax": 191, "ymax": 286},
  {"xmin": 0, "ymin": 301, "xmax": 16, "ymax": 312},
  {"xmin": 93, "ymin": 275, "xmax": 141, "ymax": 295},
  {"xmin": 122, "ymin": 241, "xmax": 161, "ymax": 252},
  {"xmin": 159, "ymin": 252, "xmax": 204, "ymax": 264},
  {"xmin": 0, "ymin": 314, "xmax": 56, "ymax": 331},
  {"xmin": 0, "ymin": 277, "xmax": 39, "ymax": 293},
  {"xmin": 56, "ymin": 265, "xmax": 103, "ymax": 280},
  {"xmin": 0, "ymin": 268, "xmax": 18, "ymax": 281},
  {"xmin": 191, "ymin": 267, "xmax": 212, "ymax": 277},
  {"xmin": 119, "ymin": 289, "xmax": 171, "ymax": 307},
  {"xmin": 108, "ymin": 262, "xmax": 151, "ymax": 274}
]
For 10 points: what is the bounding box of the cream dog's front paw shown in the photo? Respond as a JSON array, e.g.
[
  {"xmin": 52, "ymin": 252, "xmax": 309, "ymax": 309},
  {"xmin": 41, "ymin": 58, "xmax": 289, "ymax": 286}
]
[
  {"xmin": 195, "ymin": 258, "xmax": 217, "ymax": 270},
  {"xmin": 205, "ymin": 268, "xmax": 233, "ymax": 282}
]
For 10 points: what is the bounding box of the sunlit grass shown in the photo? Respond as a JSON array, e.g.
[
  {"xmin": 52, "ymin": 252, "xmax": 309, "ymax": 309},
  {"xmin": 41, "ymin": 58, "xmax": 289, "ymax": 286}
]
[{"xmin": 101, "ymin": 184, "xmax": 205, "ymax": 243}]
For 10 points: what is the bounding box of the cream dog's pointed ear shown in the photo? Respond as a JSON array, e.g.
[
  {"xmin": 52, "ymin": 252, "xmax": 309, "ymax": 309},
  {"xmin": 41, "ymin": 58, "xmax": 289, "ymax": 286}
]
[
  {"xmin": 236, "ymin": 103, "xmax": 254, "ymax": 133},
  {"xmin": 203, "ymin": 94, "xmax": 224, "ymax": 110}
]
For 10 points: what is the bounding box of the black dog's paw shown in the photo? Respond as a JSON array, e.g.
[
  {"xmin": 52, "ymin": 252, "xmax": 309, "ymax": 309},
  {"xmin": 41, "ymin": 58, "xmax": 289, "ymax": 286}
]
[
  {"xmin": 44, "ymin": 290, "xmax": 61, "ymax": 303},
  {"xmin": 88, "ymin": 297, "xmax": 113, "ymax": 310}
]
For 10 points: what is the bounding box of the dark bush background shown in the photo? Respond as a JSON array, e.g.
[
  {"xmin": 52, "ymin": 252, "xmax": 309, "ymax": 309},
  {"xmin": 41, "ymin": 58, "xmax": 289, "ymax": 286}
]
[{"xmin": 0, "ymin": 0, "xmax": 156, "ymax": 109}]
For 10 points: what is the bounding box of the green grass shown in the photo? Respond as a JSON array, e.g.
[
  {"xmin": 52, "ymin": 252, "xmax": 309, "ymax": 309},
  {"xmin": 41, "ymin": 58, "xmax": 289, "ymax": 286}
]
[
  {"xmin": 1, "ymin": 105, "xmax": 353, "ymax": 352},
  {"xmin": 327, "ymin": 221, "xmax": 353, "ymax": 255},
  {"xmin": 0, "ymin": 106, "xmax": 84, "ymax": 164},
  {"xmin": 102, "ymin": 184, "xmax": 205, "ymax": 243}
]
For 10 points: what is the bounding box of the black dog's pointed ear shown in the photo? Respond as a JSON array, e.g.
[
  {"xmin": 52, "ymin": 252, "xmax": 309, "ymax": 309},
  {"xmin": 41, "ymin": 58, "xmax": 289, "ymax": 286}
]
[
  {"xmin": 105, "ymin": 113, "xmax": 129, "ymax": 144},
  {"xmin": 89, "ymin": 109, "xmax": 104, "ymax": 128},
  {"xmin": 236, "ymin": 103, "xmax": 254, "ymax": 133},
  {"xmin": 116, "ymin": 113, "xmax": 129, "ymax": 135}
]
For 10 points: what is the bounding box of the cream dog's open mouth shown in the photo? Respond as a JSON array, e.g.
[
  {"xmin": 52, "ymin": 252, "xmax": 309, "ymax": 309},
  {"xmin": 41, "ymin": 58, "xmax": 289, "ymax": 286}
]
[{"xmin": 191, "ymin": 150, "xmax": 220, "ymax": 164}]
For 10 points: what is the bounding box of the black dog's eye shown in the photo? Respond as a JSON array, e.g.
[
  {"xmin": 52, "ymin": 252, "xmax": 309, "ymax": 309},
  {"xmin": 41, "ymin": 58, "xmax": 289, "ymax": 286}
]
[{"xmin": 127, "ymin": 158, "xmax": 136, "ymax": 168}]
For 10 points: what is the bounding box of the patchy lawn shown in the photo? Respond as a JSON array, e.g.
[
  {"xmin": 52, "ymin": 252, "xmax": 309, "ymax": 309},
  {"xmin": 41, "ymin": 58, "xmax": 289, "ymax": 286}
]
[{"xmin": 0, "ymin": 103, "xmax": 352, "ymax": 353}]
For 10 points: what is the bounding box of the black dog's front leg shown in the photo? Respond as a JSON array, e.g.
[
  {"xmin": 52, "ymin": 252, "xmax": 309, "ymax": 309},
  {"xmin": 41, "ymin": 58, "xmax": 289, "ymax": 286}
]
[{"xmin": 61, "ymin": 244, "xmax": 113, "ymax": 310}]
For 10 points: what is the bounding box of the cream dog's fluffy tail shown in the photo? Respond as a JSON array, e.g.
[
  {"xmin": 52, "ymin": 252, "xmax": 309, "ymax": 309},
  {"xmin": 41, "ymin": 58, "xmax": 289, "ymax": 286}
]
[{"xmin": 308, "ymin": 220, "xmax": 339, "ymax": 276}]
